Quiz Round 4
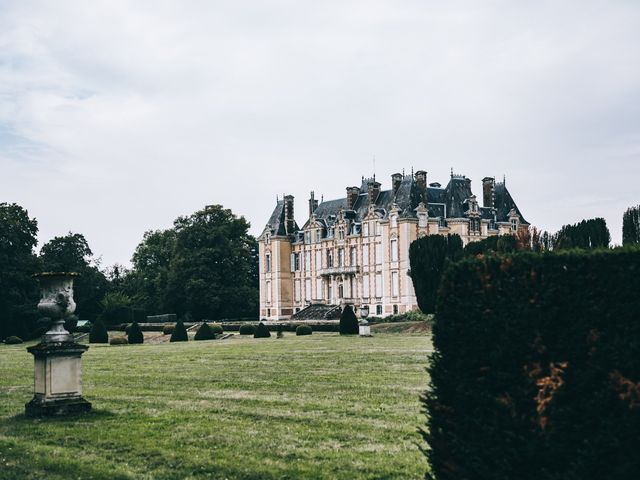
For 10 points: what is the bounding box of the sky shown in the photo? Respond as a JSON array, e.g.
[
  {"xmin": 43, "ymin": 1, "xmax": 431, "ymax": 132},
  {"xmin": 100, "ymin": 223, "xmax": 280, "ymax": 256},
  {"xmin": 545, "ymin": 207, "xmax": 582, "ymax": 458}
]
[{"xmin": 1, "ymin": 0, "xmax": 639, "ymax": 267}]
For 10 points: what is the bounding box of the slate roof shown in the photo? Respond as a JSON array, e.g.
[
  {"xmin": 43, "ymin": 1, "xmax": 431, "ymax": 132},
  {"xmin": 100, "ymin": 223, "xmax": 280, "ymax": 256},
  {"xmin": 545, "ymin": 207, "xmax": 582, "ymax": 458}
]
[{"xmin": 262, "ymin": 173, "xmax": 527, "ymax": 239}]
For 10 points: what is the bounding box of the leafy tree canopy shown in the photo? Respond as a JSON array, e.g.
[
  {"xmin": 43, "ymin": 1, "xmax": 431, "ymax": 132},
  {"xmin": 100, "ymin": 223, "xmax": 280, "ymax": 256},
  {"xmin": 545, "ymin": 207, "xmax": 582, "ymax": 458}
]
[{"xmin": 623, "ymin": 205, "xmax": 640, "ymax": 246}]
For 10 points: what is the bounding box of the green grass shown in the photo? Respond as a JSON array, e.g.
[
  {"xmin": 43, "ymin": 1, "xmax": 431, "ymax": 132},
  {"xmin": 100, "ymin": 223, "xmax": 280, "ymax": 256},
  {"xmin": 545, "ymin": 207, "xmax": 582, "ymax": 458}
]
[{"xmin": 0, "ymin": 333, "xmax": 431, "ymax": 479}]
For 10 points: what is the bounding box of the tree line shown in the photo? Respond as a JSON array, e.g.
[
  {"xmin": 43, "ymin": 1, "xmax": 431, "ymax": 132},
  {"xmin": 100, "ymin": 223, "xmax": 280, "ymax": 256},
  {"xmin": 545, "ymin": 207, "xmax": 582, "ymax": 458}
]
[{"xmin": 0, "ymin": 202, "xmax": 258, "ymax": 341}]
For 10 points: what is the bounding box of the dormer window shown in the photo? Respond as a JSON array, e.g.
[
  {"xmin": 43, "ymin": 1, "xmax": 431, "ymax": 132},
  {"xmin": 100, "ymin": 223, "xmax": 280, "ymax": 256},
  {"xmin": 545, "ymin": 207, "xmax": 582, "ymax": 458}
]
[{"xmin": 511, "ymin": 219, "xmax": 518, "ymax": 232}]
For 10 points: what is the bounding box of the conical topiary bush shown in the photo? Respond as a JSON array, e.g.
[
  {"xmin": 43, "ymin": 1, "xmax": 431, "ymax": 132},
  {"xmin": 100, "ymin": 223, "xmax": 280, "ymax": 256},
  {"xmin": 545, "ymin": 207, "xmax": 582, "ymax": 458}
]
[
  {"xmin": 339, "ymin": 305, "xmax": 359, "ymax": 335},
  {"xmin": 194, "ymin": 322, "xmax": 216, "ymax": 341},
  {"xmin": 89, "ymin": 319, "xmax": 109, "ymax": 344},
  {"xmin": 128, "ymin": 321, "xmax": 144, "ymax": 344},
  {"xmin": 254, "ymin": 322, "xmax": 271, "ymax": 338},
  {"xmin": 170, "ymin": 319, "xmax": 188, "ymax": 342}
]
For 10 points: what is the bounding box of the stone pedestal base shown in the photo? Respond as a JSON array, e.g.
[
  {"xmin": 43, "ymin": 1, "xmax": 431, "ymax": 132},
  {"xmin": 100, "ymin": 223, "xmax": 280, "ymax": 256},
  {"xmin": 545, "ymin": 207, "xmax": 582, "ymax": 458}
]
[{"xmin": 25, "ymin": 341, "xmax": 91, "ymax": 417}]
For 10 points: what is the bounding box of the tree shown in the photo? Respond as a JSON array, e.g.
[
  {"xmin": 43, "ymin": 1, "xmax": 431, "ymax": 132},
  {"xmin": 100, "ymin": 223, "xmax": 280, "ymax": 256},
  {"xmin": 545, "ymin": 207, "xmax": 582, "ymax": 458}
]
[
  {"xmin": 409, "ymin": 234, "xmax": 464, "ymax": 314},
  {"xmin": 553, "ymin": 218, "xmax": 610, "ymax": 250},
  {"xmin": 39, "ymin": 232, "xmax": 109, "ymax": 321},
  {"xmin": 99, "ymin": 292, "xmax": 133, "ymax": 326},
  {"xmin": 623, "ymin": 206, "xmax": 640, "ymax": 245},
  {"xmin": 170, "ymin": 319, "xmax": 188, "ymax": 342},
  {"xmin": 127, "ymin": 321, "xmax": 144, "ymax": 344},
  {"xmin": 339, "ymin": 305, "xmax": 359, "ymax": 335},
  {"xmin": 0, "ymin": 203, "xmax": 40, "ymax": 340},
  {"xmin": 165, "ymin": 205, "xmax": 259, "ymax": 320}
]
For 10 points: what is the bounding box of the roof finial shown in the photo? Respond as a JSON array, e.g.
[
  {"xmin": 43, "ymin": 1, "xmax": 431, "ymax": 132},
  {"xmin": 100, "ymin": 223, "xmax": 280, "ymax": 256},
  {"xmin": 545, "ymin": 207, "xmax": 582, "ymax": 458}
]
[
  {"xmin": 373, "ymin": 155, "xmax": 376, "ymax": 178},
  {"xmin": 451, "ymin": 167, "xmax": 454, "ymax": 178},
  {"xmin": 503, "ymin": 174, "xmax": 506, "ymax": 186},
  {"xmin": 402, "ymin": 168, "xmax": 405, "ymax": 176},
  {"xmin": 411, "ymin": 166, "xmax": 414, "ymax": 177}
]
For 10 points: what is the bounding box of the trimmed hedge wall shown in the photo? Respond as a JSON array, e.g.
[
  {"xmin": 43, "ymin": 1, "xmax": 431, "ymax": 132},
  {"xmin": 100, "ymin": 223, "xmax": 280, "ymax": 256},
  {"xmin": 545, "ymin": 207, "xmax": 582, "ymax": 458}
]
[{"xmin": 423, "ymin": 249, "xmax": 640, "ymax": 480}]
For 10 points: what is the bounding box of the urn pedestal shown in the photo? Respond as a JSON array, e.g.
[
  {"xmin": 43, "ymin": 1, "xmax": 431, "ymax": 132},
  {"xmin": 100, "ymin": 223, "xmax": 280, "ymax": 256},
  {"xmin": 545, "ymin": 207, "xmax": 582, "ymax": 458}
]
[{"xmin": 25, "ymin": 272, "xmax": 92, "ymax": 417}]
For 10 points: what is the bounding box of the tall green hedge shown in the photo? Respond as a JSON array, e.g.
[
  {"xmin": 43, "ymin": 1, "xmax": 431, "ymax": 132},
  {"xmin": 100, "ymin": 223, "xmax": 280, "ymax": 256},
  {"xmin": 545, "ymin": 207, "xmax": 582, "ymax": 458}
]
[
  {"xmin": 170, "ymin": 319, "xmax": 188, "ymax": 342},
  {"xmin": 339, "ymin": 305, "xmax": 359, "ymax": 335},
  {"xmin": 409, "ymin": 234, "xmax": 463, "ymax": 313},
  {"xmin": 423, "ymin": 248, "xmax": 640, "ymax": 480}
]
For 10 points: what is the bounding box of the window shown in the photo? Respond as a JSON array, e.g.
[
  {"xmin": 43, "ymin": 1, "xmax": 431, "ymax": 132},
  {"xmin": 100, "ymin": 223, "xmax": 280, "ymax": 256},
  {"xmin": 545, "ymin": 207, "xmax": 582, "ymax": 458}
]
[
  {"xmin": 315, "ymin": 230, "xmax": 322, "ymax": 242},
  {"xmin": 350, "ymin": 247, "xmax": 357, "ymax": 266},
  {"xmin": 316, "ymin": 278, "xmax": 323, "ymax": 300},
  {"xmin": 363, "ymin": 274, "xmax": 370, "ymax": 298},
  {"xmin": 305, "ymin": 279, "xmax": 311, "ymax": 301},
  {"xmin": 375, "ymin": 273, "xmax": 383, "ymax": 298},
  {"xmin": 363, "ymin": 222, "xmax": 369, "ymax": 237},
  {"xmin": 290, "ymin": 253, "xmax": 300, "ymax": 272},
  {"xmin": 265, "ymin": 253, "xmax": 271, "ymax": 273},
  {"xmin": 266, "ymin": 281, "xmax": 272, "ymax": 304},
  {"xmin": 315, "ymin": 250, "xmax": 322, "ymax": 269},
  {"xmin": 305, "ymin": 252, "xmax": 311, "ymax": 271},
  {"xmin": 511, "ymin": 219, "xmax": 518, "ymax": 232},
  {"xmin": 393, "ymin": 305, "xmax": 399, "ymax": 315},
  {"xmin": 338, "ymin": 248, "xmax": 345, "ymax": 267},
  {"xmin": 363, "ymin": 246, "xmax": 369, "ymax": 266},
  {"xmin": 470, "ymin": 218, "xmax": 480, "ymax": 233},
  {"xmin": 376, "ymin": 243, "xmax": 383, "ymax": 265},
  {"xmin": 391, "ymin": 271, "xmax": 399, "ymax": 297},
  {"xmin": 295, "ymin": 279, "xmax": 301, "ymax": 302},
  {"xmin": 376, "ymin": 305, "xmax": 382, "ymax": 315},
  {"xmin": 338, "ymin": 228, "xmax": 345, "ymax": 240},
  {"xmin": 376, "ymin": 223, "xmax": 383, "ymax": 236},
  {"xmin": 327, "ymin": 250, "xmax": 333, "ymax": 267},
  {"xmin": 305, "ymin": 231, "xmax": 311, "ymax": 244},
  {"xmin": 267, "ymin": 308, "xmax": 271, "ymax": 317},
  {"xmin": 350, "ymin": 277, "xmax": 357, "ymax": 298},
  {"xmin": 338, "ymin": 283, "xmax": 344, "ymax": 298},
  {"xmin": 391, "ymin": 239, "xmax": 398, "ymax": 262}
]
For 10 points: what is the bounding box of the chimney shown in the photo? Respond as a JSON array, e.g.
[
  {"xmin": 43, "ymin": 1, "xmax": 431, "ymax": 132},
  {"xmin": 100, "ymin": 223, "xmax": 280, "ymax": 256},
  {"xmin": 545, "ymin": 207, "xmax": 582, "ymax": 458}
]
[
  {"xmin": 308, "ymin": 191, "xmax": 318, "ymax": 217},
  {"xmin": 367, "ymin": 180, "xmax": 381, "ymax": 205},
  {"xmin": 482, "ymin": 177, "xmax": 495, "ymax": 208},
  {"xmin": 284, "ymin": 195, "xmax": 295, "ymax": 234},
  {"xmin": 346, "ymin": 186, "xmax": 360, "ymax": 210},
  {"xmin": 391, "ymin": 173, "xmax": 402, "ymax": 195},
  {"xmin": 415, "ymin": 170, "xmax": 427, "ymax": 203}
]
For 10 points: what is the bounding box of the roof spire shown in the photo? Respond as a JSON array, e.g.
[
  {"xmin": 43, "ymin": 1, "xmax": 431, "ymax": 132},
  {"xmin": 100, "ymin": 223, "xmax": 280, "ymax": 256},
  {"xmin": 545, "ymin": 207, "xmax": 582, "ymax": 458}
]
[{"xmin": 451, "ymin": 167, "xmax": 454, "ymax": 178}]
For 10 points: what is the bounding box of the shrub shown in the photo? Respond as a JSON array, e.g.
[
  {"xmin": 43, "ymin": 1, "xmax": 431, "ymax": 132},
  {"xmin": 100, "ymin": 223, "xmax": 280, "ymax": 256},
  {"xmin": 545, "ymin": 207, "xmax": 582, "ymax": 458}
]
[
  {"xmin": 210, "ymin": 324, "xmax": 223, "ymax": 335},
  {"xmin": 295, "ymin": 325, "xmax": 312, "ymax": 336},
  {"xmin": 127, "ymin": 321, "xmax": 144, "ymax": 344},
  {"xmin": 109, "ymin": 336, "xmax": 128, "ymax": 346},
  {"xmin": 194, "ymin": 323, "xmax": 216, "ymax": 341},
  {"xmin": 99, "ymin": 292, "xmax": 134, "ymax": 326},
  {"xmin": 239, "ymin": 324, "xmax": 256, "ymax": 335},
  {"xmin": 409, "ymin": 234, "xmax": 463, "ymax": 313},
  {"xmin": 422, "ymin": 249, "xmax": 640, "ymax": 480},
  {"xmin": 623, "ymin": 205, "xmax": 640, "ymax": 245},
  {"xmin": 276, "ymin": 324, "xmax": 284, "ymax": 338},
  {"xmin": 339, "ymin": 305, "xmax": 359, "ymax": 335},
  {"xmin": 253, "ymin": 322, "xmax": 271, "ymax": 338},
  {"xmin": 170, "ymin": 319, "xmax": 188, "ymax": 342},
  {"xmin": 162, "ymin": 324, "xmax": 175, "ymax": 335},
  {"xmin": 89, "ymin": 319, "xmax": 109, "ymax": 344},
  {"xmin": 4, "ymin": 336, "xmax": 23, "ymax": 344}
]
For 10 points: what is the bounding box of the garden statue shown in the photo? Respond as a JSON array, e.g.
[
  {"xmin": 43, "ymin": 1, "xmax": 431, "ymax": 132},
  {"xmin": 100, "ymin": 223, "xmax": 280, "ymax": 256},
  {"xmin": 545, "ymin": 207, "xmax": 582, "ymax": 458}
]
[{"xmin": 25, "ymin": 272, "xmax": 92, "ymax": 416}]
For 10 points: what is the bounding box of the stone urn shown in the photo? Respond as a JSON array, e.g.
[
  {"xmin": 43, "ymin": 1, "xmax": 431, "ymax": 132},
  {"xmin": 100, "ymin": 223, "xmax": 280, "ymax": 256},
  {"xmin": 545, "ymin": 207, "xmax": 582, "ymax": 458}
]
[
  {"xmin": 25, "ymin": 272, "xmax": 91, "ymax": 417},
  {"xmin": 36, "ymin": 272, "xmax": 78, "ymax": 343}
]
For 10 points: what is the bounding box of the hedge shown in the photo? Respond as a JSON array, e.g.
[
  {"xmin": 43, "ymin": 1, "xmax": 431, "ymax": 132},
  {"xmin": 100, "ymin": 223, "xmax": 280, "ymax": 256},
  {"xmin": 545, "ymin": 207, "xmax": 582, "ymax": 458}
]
[
  {"xmin": 239, "ymin": 324, "xmax": 256, "ymax": 335},
  {"xmin": 423, "ymin": 248, "xmax": 640, "ymax": 480},
  {"xmin": 254, "ymin": 322, "xmax": 271, "ymax": 338},
  {"xmin": 295, "ymin": 325, "xmax": 312, "ymax": 336},
  {"xmin": 194, "ymin": 323, "xmax": 216, "ymax": 341},
  {"xmin": 339, "ymin": 306, "xmax": 358, "ymax": 335}
]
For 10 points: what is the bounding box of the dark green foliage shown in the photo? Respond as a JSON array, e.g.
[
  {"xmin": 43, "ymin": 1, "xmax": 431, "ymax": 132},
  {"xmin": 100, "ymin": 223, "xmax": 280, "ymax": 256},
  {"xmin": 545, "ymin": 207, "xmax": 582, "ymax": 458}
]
[
  {"xmin": 254, "ymin": 322, "xmax": 271, "ymax": 338},
  {"xmin": 239, "ymin": 324, "xmax": 256, "ymax": 335},
  {"xmin": 3, "ymin": 336, "xmax": 23, "ymax": 344},
  {"xmin": 339, "ymin": 305, "xmax": 359, "ymax": 335},
  {"xmin": 127, "ymin": 321, "xmax": 144, "ymax": 344},
  {"xmin": 39, "ymin": 232, "xmax": 110, "ymax": 321},
  {"xmin": 423, "ymin": 249, "xmax": 640, "ymax": 480},
  {"xmin": 64, "ymin": 314, "xmax": 79, "ymax": 333},
  {"xmin": 295, "ymin": 325, "xmax": 312, "ymax": 336},
  {"xmin": 553, "ymin": 217, "xmax": 610, "ymax": 250},
  {"xmin": 109, "ymin": 336, "xmax": 128, "ymax": 345},
  {"xmin": 276, "ymin": 324, "xmax": 284, "ymax": 338},
  {"xmin": 623, "ymin": 205, "xmax": 640, "ymax": 245},
  {"xmin": 99, "ymin": 292, "xmax": 134, "ymax": 326},
  {"xmin": 89, "ymin": 319, "xmax": 109, "ymax": 344},
  {"xmin": 210, "ymin": 324, "xmax": 223, "ymax": 335},
  {"xmin": 409, "ymin": 234, "xmax": 464, "ymax": 313},
  {"xmin": 132, "ymin": 308, "xmax": 147, "ymax": 323},
  {"xmin": 162, "ymin": 324, "xmax": 175, "ymax": 335},
  {"xmin": 170, "ymin": 319, "xmax": 188, "ymax": 342},
  {"xmin": 194, "ymin": 322, "xmax": 216, "ymax": 341},
  {"xmin": 0, "ymin": 203, "xmax": 40, "ymax": 341},
  {"xmin": 464, "ymin": 234, "xmax": 520, "ymax": 257}
]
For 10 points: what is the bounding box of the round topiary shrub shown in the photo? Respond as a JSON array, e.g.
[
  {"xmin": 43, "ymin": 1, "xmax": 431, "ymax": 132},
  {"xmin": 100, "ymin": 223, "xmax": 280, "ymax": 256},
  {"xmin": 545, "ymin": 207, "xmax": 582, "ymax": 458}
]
[
  {"xmin": 254, "ymin": 322, "xmax": 271, "ymax": 338},
  {"xmin": 89, "ymin": 319, "xmax": 109, "ymax": 344},
  {"xmin": 128, "ymin": 321, "xmax": 144, "ymax": 344},
  {"xmin": 296, "ymin": 325, "xmax": 312, "ymax": 336},
  {"xmin": 109, "ymin": 336, "xmax": 128, "ymax": 345},
  {"xmin": 170, "ymin": 319, "xmax": 188, "ymax": 342},
  {"xmin": 163, "ymin": 324, "xmax": 175, "ymax": 335},
  {"xmin": 4, "ymin": 336, "xmax": 23, "ymax": 344},
  {"xmin": 239, "ymin": 324, "xmax": 256, "ymax": 335},
  {"xmin": 211, "ymin": 324, "xmax": 223, "ymax": 335},
  {"xmin": 339, "ymin": 305, "xmax": 359, "ymax": 335},
  {"xmin": 194, "ymin": 322, "xmax": 216, "ymax": 341}
]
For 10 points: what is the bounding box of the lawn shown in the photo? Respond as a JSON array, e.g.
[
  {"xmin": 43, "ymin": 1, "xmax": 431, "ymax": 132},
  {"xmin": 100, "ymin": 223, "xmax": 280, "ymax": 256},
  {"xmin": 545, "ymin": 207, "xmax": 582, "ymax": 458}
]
[{"xmin": 0, "ymin": 332, "xmax": 431, "ymax": 480}]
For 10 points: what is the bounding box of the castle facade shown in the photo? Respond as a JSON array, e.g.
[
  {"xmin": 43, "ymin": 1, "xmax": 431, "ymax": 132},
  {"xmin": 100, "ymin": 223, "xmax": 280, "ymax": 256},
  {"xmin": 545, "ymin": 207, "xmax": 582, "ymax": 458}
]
[{"xmin": 258, "ymin": 171, "xmax": 528, "ymax": 321}]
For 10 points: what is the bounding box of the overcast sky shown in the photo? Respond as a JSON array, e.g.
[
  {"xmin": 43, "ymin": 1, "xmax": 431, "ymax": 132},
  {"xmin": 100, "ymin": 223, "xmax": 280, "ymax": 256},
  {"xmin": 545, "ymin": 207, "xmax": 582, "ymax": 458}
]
[{"xmin": 1, "ymin": 1, "xmax": 639, "ymax": 267}]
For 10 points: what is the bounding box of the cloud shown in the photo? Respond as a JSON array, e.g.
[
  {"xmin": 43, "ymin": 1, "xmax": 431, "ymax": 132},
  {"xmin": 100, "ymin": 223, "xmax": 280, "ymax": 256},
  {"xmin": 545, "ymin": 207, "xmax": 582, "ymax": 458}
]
[{"xmin": 1, "ymin": 0, "xmax": 639, "ymax": 264}]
